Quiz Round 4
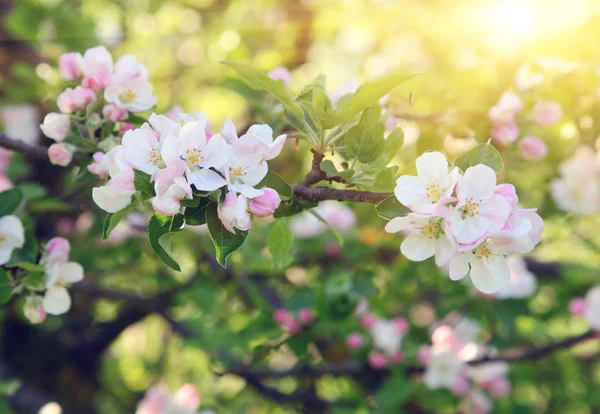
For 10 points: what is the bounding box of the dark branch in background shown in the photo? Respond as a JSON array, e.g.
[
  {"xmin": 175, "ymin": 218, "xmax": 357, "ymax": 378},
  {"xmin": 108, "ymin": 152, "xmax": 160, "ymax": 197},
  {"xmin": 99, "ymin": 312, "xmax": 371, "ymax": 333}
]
[
  {"xmin": 292, "ymin": 150, "xmax": 392, "ymax": 203},
  {"xmin": 0, "ymin": 134, "xmax": 80, "ymax": 166}
]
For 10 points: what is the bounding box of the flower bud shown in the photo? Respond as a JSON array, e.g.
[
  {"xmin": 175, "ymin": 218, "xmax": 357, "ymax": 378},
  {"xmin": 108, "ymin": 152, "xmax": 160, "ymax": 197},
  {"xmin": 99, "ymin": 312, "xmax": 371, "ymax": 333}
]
[
  {"xmin": 46, "ymin": 237, "xmax": 71, "ymax": 257},
  {"xmin": 533, "ymin": 101, "xmax": 563, "ymax": 127},
  {"xmin": 393, "ymin": 317, "xmax": 409, "ymax": 334},
  {"xmin": 268, "ymin": 67, "xmax": 291, "ymax": 88},
  {"xmin": 248, "ymin": 188, "xmax": 281, "ymax": 217},
  {"xmin": 273, "ymin": 308, "xmax": 289, "ymax": 325},
  {"xmin": 389, "ymin": 350, "xmax": 404, "ymax": 364},
  {"xmin": 361, "ymin": 313, "xmax": 376, "ymax": 329},
  {"xmin": 452, "ymin": 376, "xmax": 470, "ymax": 397},
  {"xmin": 346, "ymin": 332, "xmax": 364, "ymax": 349},
  {"xmin": 103, "ymin": 104, "xmax": 129, "ymax": 122},
  {"xmin": 431, "ymin": 325, "xmax": 457, "ymax": 349},
  {"xmin": 487, "ymin": 377, "xmax": 511, "ymax": 399},
  {"xmin": 48, "ymin": 143, "xmax": 75, "ymax": 167},
  {"xmin": 40, "ymin": 113, "xmax": 70, "ymax": 142},
  {"xmin": 298, "ymin": 308, "xmax": 315, "ymax": 325},
  {"xmin": 368, "ymin": 351, "xmax": 388, "ymax": 369},
  {"xmin": 491, "ymin": 122, "xmax": 519, "ymax": 147},
  {"xmin": 58, "ymin": 52, "xmax": 83, "ymax": 80},
  {"xmin": 569, "ymin": 297, "xmax": 587, "ymax": 316},
  {"xmin": 284, "ymin": 318, "xmax": 301, "ymax": 334},
  {"xmin": 120, "ymin": 123, "xmax": 135, "ymax": 133},
  {"xmin": 23, "ymin": 296, "xmax": 46, "ymax": 324},
  {"xmin": 494, "ymin": 183, "xmax": 518, "ymax": 206},
  {"xmin": 57, "ymin": 87, "xmax": 96, "ymax": 114},
  {"xmin": 87, "ymin": 152, "xmax": 109, "ymax": 179},
  {"xmin": 86, "ymin": 113, "xmax": 102, "ymax": 129},
  {"xmin": 218, "ymin": 192, "xmax": 250, "ymax": 233},
  {"xmin": 519, "ymin": 136, "xmax": 548, "ymax": 161}
]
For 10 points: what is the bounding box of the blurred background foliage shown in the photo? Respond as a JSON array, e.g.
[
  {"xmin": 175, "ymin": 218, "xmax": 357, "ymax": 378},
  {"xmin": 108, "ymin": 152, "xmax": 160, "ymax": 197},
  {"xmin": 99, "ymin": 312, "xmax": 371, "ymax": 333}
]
[{"xmin": 1, "ymin": 0, "xmax": 600, "ymax": 413}]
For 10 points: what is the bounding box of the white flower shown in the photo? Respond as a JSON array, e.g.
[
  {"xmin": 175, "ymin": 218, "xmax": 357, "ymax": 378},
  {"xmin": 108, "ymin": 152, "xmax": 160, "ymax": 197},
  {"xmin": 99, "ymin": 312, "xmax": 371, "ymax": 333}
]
[
  {"xmin": 152, "ymin": 162, "xmax": 192, "ymax": 216},
  {"xmin": 488, "ymin": 92, "xmax": 523, "ymax": 124},
  {"xmin": 81, "ymin": 45, "xmax": 113, "ymax": 78},
  {"xmin": 370, "ymin": 318, "xmax": 404, "ymax": 356},
  {"xmin": 447, "ymin": 164, "xmax": 511, "ymax": 245},
  {"xmin": 495, "ymin": 256, "xmax": 537, "ymax": 299},
  {"xmin": 121, "ymin": 126, "xmax": 171, "ymax": 176},
  {"xmin": 235, "ymin": 124, "xmax": 287, "ymax": 161},
  {"xmin": 0, "ymin": 215, "xmax": 24, "ymax": 265},
  {"xmin": 385, "ymin": 214, "xmax": 456, "ymax": 266},
  {"xmin": 1, "ymin": 104, "xmax": 40, "ymax": 144},
  {"xmin": 452, "ymin": 317, "xmax": 481, "ymax": 344},
  {"xmin": 423, "ymin": 349, "xmax": 465, "ymax": 390},
  {"xmin": 218, "ymin": 191, "xmax": 250, "ymax": 234},
  {"xmin": 43, "ymin": 261, "xmax": 84, "ymax": 315},
  {"xmin": 40, "ymin": 113, "xmax": 70, "ymax": 142},
  {"xmin": 467, "ymin": 361, "xmax": 508, "ymax": 385},
  {"xmin": 584, "ymin": 286, "xmax": 600, "ymax": 330},
  {"xmin": 224, "ymin": 153, "xmax": 267, "ymax": 198},
  {"xmin": 23, "ymin": 295, "xmax": 47, "ymax": 324},
  {"xmin": 104, "ymin": 76, "xmax": 156, "ymax": 112},
  {"xmin": 92, "ymin": 146, "xmax": 136, "ymax": 213},
  {"xmin": 394, "ymin": 152, "xmax": 458, "ymax": 215}
]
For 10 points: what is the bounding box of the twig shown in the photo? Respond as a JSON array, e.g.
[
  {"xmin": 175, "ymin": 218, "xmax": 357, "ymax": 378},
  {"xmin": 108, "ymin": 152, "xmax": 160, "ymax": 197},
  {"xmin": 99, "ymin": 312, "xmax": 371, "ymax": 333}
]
[{"xmin": 0, "ymin": 134, "xmax": 80, "ymax": 166}]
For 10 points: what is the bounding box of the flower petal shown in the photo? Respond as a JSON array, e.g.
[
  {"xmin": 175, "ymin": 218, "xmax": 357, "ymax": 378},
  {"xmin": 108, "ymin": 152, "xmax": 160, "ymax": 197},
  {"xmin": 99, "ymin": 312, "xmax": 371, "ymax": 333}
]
[{"xmin": 43, "ymin": 286, "xmax": 72, "ymax": 315}]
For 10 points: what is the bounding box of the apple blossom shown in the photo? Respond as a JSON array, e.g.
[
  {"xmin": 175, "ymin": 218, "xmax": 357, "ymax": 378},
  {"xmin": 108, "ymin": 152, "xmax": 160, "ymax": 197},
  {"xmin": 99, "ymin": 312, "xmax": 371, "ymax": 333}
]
[
  {"xmin": 1, "ymin": 104, "xmax": 40, "ymax": 144},
  {"xmin": 40, "ymin": 113, "xmax": 70, "ymax": 142},
  {"xmin": 514, "ymin": 63, "xmax": 544, "ymax": 92},
  {"xmin": 224, "ymin": 153, "xmax": 267, "ymax": 198},
  {"xmin": 370, "ymin": 318, "xmax": 405, "ymax": 356},
  {"xmin": 451, "ymin": 317, "xmax": 481, "ymax": 344},
  {"xmin": 418, "ymin": 345, "xmax": 432, "ymax": 364},
  {"xmin": 0, "ymin": 149, "xmax": 11, "ymax": 173},
  {"xmin": 87, "ymin": 152, "xmax": 109, "ymax": 179},
  {"xmin": 43, "ymin": 256, "xmax": 84, "ymax": 316},
  {"xmin": 459, "ymin": 389, "xmax": 493, "ymax": 414},
  {"xmin": 569, "ymin": 297, "xmax": 586, "ymax": 316},
  {"xmin": 490, "ymin": 122, "xmax": 519, "ymax": 147},
  {"xmin": 218, "ymin": 191, "xmax": 251, "ymax": 234},
  {"xmin": 57, "ymin": 86, "xmax": 96, "ymax": 114},
  {"xmin": 136, "ymin": 383, "xmax": 201, "ymax": 414},
  {"xmin": 449, "ymin": 242, "xmax": 511, "ymax": 294},
  {"xmin": 423, "ymin": 349, "xmax": 466, "ymax": 390},
  {"xmin": 121, "ymin": 126, "xmax": 171, "ymax": 176},
  {"xmin": 248, "ymin": 188, "xmax": 281, "ymax": 217},
  {"xmin": 486, "ymin": 376, "xmax": 511, "ymax": 399},
  {"xmin": 48, "ymin": 143, "xmax": 75, "ymax": 167},
  {"xmin": 346, "ymin": 332, "xmax": 364, "ymax": 349},
  {"xmin": 45, "ymin": 237, "xmax": 71, "ymax": 266},
  {"xmin": 273, "ymin": 308, "xmax": 289, "ymax": 325},
  {"xmin": 81, "ymin": 45, "xmax": 113, "ymax": 87},
  {"xmin": 488, "ymin": 92, "xmax": 522, "ymax": 124},
  {"xmin": 494, "ymin": 184, "xmax": 518, "ymax": 207},
  {"xmin": 152, "ymin": 162, "xmax": 193, "ymax": 216},
  {"xmin": 172, "ymin": 384, "xmax": 201, "ymax": 412},
  {"xmin": 495, "ymin": 255, "xmax": 537, "ymax": 299},
  {"xmin": 23, "ymin": 295, "xmax": 47, "ymax": 324},
  {"xmin": 532, "ymin": 101, "xmax": 563, "ymax": 127},
  {"xmin": 0, "ymin": 215, "xmax": 24, "ymax": 265},
  {"xmin": 268, "ymin": 66, "xmax": 291, "ymax": 88},
  {"xmin": 519, "ymin": 136, "xmax": 547, "ymax": 161},
  {"xmin": 234, "ymin": 124, "xmax": 287, "ymax": 161},
  {"xmin": 92, "ymin": 146, "xmax": 136, "ymax": 213},
  {"xmin": 0, "ymin": 174, "xmax": 12, "ymax": 192},
  {"xmin": 394, "ymin": 151, "xmax": 459, "ymax": 215},
  {"xmin": 104, "ymin": 76, "xmax": 157, "ymax": 112},
  {"xmin": 298, "ymin": 308, "xmax": 315, "ymax": 325},
  {"xmin": 368, "ymin": 351, "xmax": 388, "ymax": 369},
  {"xmin": 103, "ymin": 104, "xmax": 128, "ymax": 122},
  {"xmin": 452, "ymin": 376, "xmax": 470, "ymax": 396},
  {"xmin": 58, "ymin": 52, "xmax": 83, "ymax": 80}
]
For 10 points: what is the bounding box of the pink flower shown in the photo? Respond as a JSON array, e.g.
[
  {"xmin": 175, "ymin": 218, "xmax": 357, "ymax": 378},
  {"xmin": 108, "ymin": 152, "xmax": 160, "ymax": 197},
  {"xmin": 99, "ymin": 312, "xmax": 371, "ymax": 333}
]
[
  {"xmin": 218, "ymin": 192, "xmax": 250, "ymax": 234},
  {"xmin": 452, "ymin": 376, "xmax": 470, "ymax": 397},
  {"xmin": 368, "ymin": 351, "xmax": 388, "ymax": 369},
  {"xmin": 488, "ymin": 92, "xmax": 523, "ymax": 124},
  {"xmin": 390, "ymin": 350, "xmax": 404, "ymax": 364},
  {"xmin": 487, "ymin": 377, "xmax": 511, "ymax": 399},
  {"xmin": 569, "ymin": 297, "xmax": 587, "ymax": 316},
  {"xmin": 57, "ymin": 87, "xmax": 96, "ymax": 114},
  {"xmin": 490, "ymin": 122, "xmax": 519, "ymax": 147},
  {"xmin": 361, "ymin": 313, "xmax": 376, "ymax": 329},
  {"xmin": 103, "ymin": 104, "xmax": 129, "ymax": 122},
  {"xmin": 120, "ymin": 123, "xmax": 135, "ymax": 133},
  {"xmin": 248, "ymin": 188, "xmax": 281, "ymax": 217},
  {"xmin": 268, "ymin": 67, "xmax": 291, "ymax": 88},
  {"xmin": 87, "ymin": 152, "xmax": 109, "ymax": 179},
  {"xmin": 173, "ymin": 384, "xmax": 201, "ymax": 411},
  {"xmin": 58, "ymin": 52, "xmax": 83, "ymax": 80},
  {"xmin": 46, "ymin": 237, "xmax": 71, "ymax": 259},
  {"xmin": 431, "ymin": 325, "xmax": 458, "ymax": 350},
  {"xmin": 298, "ymin": 308, "xmax": 315, "ymax": 325},
  {"xmin": 393, "ymin": 317, "xmax": 410, "ymax": 334},
  {"xmin": 346, "ymin": 332, "xmax": 364, "ymax": 349},
  {"xmin": 48, "ymin": 143, "xmax": 75, "ymax": 167},
  {"xmin": 273, "ymin": 308, "xmax": 289, "ymax": 325},
  {"xmin": 519, "ymin": 136, "xmax": 547, "ymax": 161},
  {"xmin": 151, "ymin": 162, "xmax": 192, "ymax": 216},
  {"xmin": 284, "ymin": 318, "xmax": 301, "ymax": 334},
  {"xmin": 417, "ymin": 345, "xmax": 432, "ymax": 364},
  {"xmin": 532, "ymin": 101, "xmax": 563, "ymax": 127},
  {"xmin": 0, "ymin": 174, "xmax": 12, "ymax": 192},
  {"xmin": 0, "ymin": 149, "xmax": 12, "ymax": 173},
  {"xmin": 494, "ymin": 184, "xmax": 518, "ymax": 207},
  {"xmin": 40, "ymin": 113, "xmax": 70, "ymax": 142}
]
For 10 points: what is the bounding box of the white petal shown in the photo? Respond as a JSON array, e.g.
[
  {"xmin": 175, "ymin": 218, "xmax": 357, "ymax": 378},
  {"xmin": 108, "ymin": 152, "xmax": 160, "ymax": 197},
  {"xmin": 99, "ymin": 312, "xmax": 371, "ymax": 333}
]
[
  {"xmin": 394, "ymin": 175, "xmax": 427, "ymax": 210},
  {"xmin": 454, "ymin": 215, "xmax": 489, "ymax": 245},
  {"xmin": 202, "ymin": 134, "xmax": 229, "ymax": 169},
  {"xmin": 43, "ymin": 286, "xmax": 72, "ymax": 315},
  {"xmin": 189, "ymin": 169, "xmax": 227, "ymax": 192},
  {"xmin": 0, "ymin": 247, "xmax": 14, "ymax": 265},
  {"xmin": 58, "ymin": 262, "xmax": 84, "ymax": 284},
  {"xmin": 92, "ymin": 186, "xmax": 134, "ymax": 213},
  {"xmin": 449, "ymin": 253, "xmax": 471, "ymax": 280},
  {"xmin": 434, "ymin": 233, "xmax": 456, "ymax": 267},
  {"xmin": 229, "ymin": 183, "xmax": 264, "ymax": 198},
  {"xmin": 469, "ymin": 256, "xmax": 510, "ymax": 294},
  {"xmin": 462, "ymin": 165, "xmax": 496, "ymax": 200},
  {"xmin": 0, "ymin": 215, "xmax": 24, "ymax": 248},
  {"xmin": 416, "ymin": 152, "xmax": 449, "ymax": 184},
  {"xmin": 400, "ymin": 235, "xmax": 435, "ymax": 261},
  {"xmin": 384, "ymin": 216, "xmax": 412, "ymax": 233}
]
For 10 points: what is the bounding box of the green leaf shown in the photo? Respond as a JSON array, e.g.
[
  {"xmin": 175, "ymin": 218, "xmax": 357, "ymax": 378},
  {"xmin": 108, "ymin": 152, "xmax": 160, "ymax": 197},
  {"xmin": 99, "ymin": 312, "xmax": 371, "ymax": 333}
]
[
  {"xmin": 0, "ymin": 188, "xmax": 23, "ymax": 217},
  {"xmin": 205, "ymin": 202, "xmax": 248, "ymax": 268},
  {"xmin": 375, "ymin": 127, "xmax": 404, "ymax": 165},
  {"xmin": 0, "ymin": 269, "xmax": 12, "ymax": 305},
  {"xmin": 102, "ymin": 201, "xmax": 140, "ymax": 240},
  {"xmin": 322, "ymin": 72, "xmax": 418, "ymax": 128},
  {"xmin": 184, "ymin": 198, "xmax": 211, "ymax": 226},
  {"xmin": 371, "ymin": 166, "xmax": 399, "ymax": 192},
  {"xmin": 19, "ymin": 183, "xmax": 47, "ymax": 201},
  {"xmin": 20, "ymin": 271, "xmax": 45, "ymax": 291},
  {"xmin": 374, "ymin": 372, "xmax": 411, "ymax": 412},
  {"xmin": 148, "ymin": 214, "xmax": 185, "ymax": 271},
  {"xmin": 256, "ymin": 172, "xmax": 293, "ymax": 198},
  {"xmin": 344, "ymin": 104, "xmax": 386, "ymax": 164},
  {"xmin": 126, "ymin": 114, "xmax": 148, "ymax": 126},
  {"xmin": 453, "ymin": 142, "xmax": 504, "ymax": 173},
  {"xmin": 222, "ymin": 61, "xmax": 303, "ymax": 118},
  {"xmin": 9, "ymin": 262, "xmax": 44, "ymax": 272},
  {"xmin": 133, "ymin": 169, "xmax": 156, "ymax": 199},
  {"xmin": 375, "ymin": 196, "xmax": 410, "ymax": 221},
  {"xmin": 267, "ymin": 221, "xmax": 294, "ymax": 268},
  {"xmin": 28, "ymin": 198, "xmax": 71, "ymax": 213}
]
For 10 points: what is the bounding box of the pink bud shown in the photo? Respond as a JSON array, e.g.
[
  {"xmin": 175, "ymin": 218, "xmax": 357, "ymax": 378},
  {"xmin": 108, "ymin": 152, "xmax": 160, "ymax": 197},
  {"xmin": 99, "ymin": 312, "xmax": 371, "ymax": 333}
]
[
  {"xmin": 519, "ymin": 136, "xmax": 547, "ymax": 162},
  {"xmin": 23, "ymin": 296, "xmax": 46, "ymax": 324},
  {"xmin": 494, "ymin": 183, "xmax": 518, "ymax": 206},
  {"xmin": 390, "ymin": 350, "xmax": 404, "ymax": 364},
  {"xmin": 361, "ymin": 314, "xmax": 376, "ymax": 329},
  {"xmin": 346, "ymin": 332, "xmax": 364, "ymax": 349},
  {"xmin": 273, "ymin": 308, "xmax": 289, "ymax": 325},
  {"xmin": 103, "ymin": 104, "xmax": 129, "ymax": 122},
  {"xmin": 491, "ymin": 122, "xmax": 519, "ymax": 147},
  {"xmin": 40, "ymin": 112, "xmax": 70, "ymax": 142},
  {"xmin": 0, "ymin": 174, "xmax": 13, "ymax": 192},
  {"xmin": 46, "ymin": 237, "xmax": 71, "ymax": 257},
  {"xmin": 82, "ymin": 72, "xmax": 111, "ymax": 91},
  {"xmin": 268, "ymin": 67, "xmax": 291, "ymax": 88},
  {"xmin": 393, "ymin": 317, "xmax": 410, "ymax": 334},
  {"xmin": 48, "ymin": 143, "xmax": 75, "ymax": 167},
  {"xmin": 368, "ymin": 351, "xmax": 388, "ymax": 369},
  {"xmin": 248, "ymin": 188, "xmax": 281, "ymax": 217},
  {"xmin": 72, "ymin": 86, "xmax": 96, "ymax": 108},
  {"xmin": 452, "ymin": 376, "xmax": 470, "ymax": 396},
  {"xmin": 325, "ymin": 242, "xmax": 340, "ymax": 258},
  {"xmin": 533, "ymin": 101, "xmax": 563, "ymax": 127},
  {"xmin": 417, "ymin": 345, "xmax": 432, "ymax": 364},
  {"xmin": 487, "ymin": 377, "xmax": 511, "ymax": 399},
  {"xmin": 298, "ymin": 308, "xmax": 315, "ymax": 325},
  {"xmin": 57, "ymin": 87, "xmax": 95, "ymax": 114},
  {"xmin": 88, "ymin": 152, "xmax": 109, "ymax": 179},
  {"xmin": 284, "ymin": 318, "xmax": 301, "ymax": 334},
  {"xmin": 120, "ymin": 123, "xmax": 135, "ymax": 133},
  {"xmin": 58, "ymin": 52, "xmax": 83, "ymax": 80},
  {"xmin": 432, "ymin": 325, "xmax": 457, "ymax": 349},
  {"xmin": 569, "ymin": 297, "xmax": 587, "ymax": 316},
  {"xmin": 173, "ymin": 384, "xmax": 201, "ymax": 410}
]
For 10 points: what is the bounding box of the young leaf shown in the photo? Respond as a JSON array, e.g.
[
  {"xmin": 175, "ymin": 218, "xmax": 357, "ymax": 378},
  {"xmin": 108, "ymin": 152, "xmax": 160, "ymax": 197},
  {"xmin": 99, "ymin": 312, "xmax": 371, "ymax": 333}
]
[
  {"xmin": 205, "ymin": 202, "xmax": 248, "ymax": 267},
  {"xmin": 184, "ymin": 197, "xmax": 211, "ymax": 226},
  {"xmin": 322, "ymin": 72, "xmax": 418, "ymax": 128},
  {"xmin": 0, "ymin": 269, "xmax": 12, "ymax": 305},
  {"xmin": 222, "ymin": 61, "xmax": 303, "ymax": 118},
  {"xmin": 256, "ymin": 172, "xmax": 293, "ymax": 198},
  {"xmin": 267, "ymin": 220, "xmax": 294, "ymax": 268},
  {"xmin": 344, "ymin": 104, "xmax": 386, "ymax": 164},
  {"xmin": 375, "ymin": 196, "xmax": 410, "ymax": 221},
  {"xmin": 9, "ymin": 262, "xmax": 44, "ymax": 272},
  {"xmin": 375, "ymin": 127, "xmax": 404, "ymax": 165},
  {"xmin": 133, "ymin": 169, "xmax": 156, "ymax": 199},
  {"xmin": 453, "ymin": 142, "xmax": 504, "ymax": 173},
  {"xmin": 0, "ymin": 188, "xmax": 23, "ymax": 217},
  {"xmin": 148, "ymin": 213, "xmax": 185, "ymax": 271},
  {"xmin": 102, "ymin": 201, "xmax": 141, "ymax": 240},
  {"xmin": 20, "ymin": 271, "xmax": 45, "ymax": 291}
]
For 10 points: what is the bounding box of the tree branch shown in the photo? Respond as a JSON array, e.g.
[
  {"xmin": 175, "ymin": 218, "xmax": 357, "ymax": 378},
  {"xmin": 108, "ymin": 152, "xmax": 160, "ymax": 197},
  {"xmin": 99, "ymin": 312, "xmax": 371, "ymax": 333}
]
[{"xmin": 0, "ymin": 134, "xmax": 80, "ymax": 166}]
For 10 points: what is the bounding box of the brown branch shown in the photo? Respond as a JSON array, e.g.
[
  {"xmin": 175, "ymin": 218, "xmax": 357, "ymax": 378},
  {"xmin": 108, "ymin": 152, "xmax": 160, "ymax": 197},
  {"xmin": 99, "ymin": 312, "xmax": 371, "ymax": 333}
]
[{"xmin": 0, "ymin": 134, "xmax": 80, "ymax": 166}]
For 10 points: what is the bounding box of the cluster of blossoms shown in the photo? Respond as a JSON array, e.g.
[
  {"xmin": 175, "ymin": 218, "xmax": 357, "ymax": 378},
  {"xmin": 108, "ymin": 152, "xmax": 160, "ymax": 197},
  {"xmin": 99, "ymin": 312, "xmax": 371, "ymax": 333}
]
[
  {"xmin": 487, "ymin": 92, "xmax": 552, "ymax": 161},
  {"xmin": 551, "ymin": 146, "xmax": 600, "ymax": 215},
  {"xmin": 24, "ymin": 237, "xmax": 84, "ymax": 322},
  {"xmin": 136, "ymin": 383, "xmax": 212, "ymax": 414},
  {"xmin": 272, "ymin": 307, "xmax": 315, "ymax": 334},
  {"xmin": 40, "ymin": 46, "xmax": 156, "ymax": 166},
  {"xmin": 569, "ymin": 286, "xmax": 600, "ymax": 334},
  {"xmin": 419, "ymin": 318, "xmax": 511, "ymax": 414},
  {"xmin": 385, "ymin": 151, "xmax": 543, "ymax": 294},
  {"xmin": 91, "ymin": 111, "xmax": 285, "ymax": 231},
  {"xmin": 354, "ymin": 313, "xmax": 409, "ymax": 369}
]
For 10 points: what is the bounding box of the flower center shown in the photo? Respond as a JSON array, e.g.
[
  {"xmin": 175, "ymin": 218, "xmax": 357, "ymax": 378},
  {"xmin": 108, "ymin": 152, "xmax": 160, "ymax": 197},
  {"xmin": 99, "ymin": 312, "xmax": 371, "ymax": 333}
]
[
  {"xmin": 425, "ymin": 183, "xmax": 442, "ymax": 202},
  {"xmin": 475, "ymin": 244, "xmax": 492, "ymax": 259},
  {"xmin": 119, "ymin": 89, "xmax": 136, "ymax": 103},
  {"xmin": 0, "ymin": 235, "xmax": 5, "ymax": 246},
  {"xmin": 148, "ymin": 148, "xmax": 166, "ymax": 168},
  {"xmin": 420, "ymin": 221, "xmax": 441, "ymax": 239},
  {"xmin": 461, "ymin": 197, "xmax": 481, "ymax": 218},
  {"xmin": 231, "ymin": 166, "xmax": 248, "ymax": 180},
  {"xmin": 184, "ymin": 147, "xmax": 203, "ymax": 166}
]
